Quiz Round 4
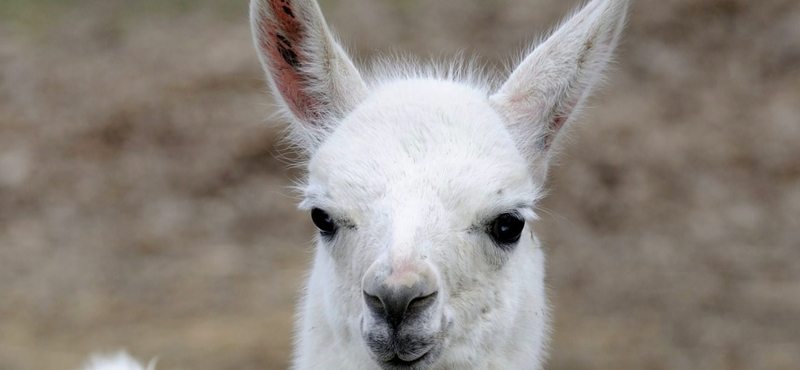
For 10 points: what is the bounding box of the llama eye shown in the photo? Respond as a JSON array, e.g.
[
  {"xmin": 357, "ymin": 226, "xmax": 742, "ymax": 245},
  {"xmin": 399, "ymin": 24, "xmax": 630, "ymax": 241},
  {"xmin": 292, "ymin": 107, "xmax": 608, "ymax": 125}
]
[
  {"xmin": 311, "ymin": 208, "xmax": 337, "ymax": 236},
  {"xmin": 489, "ymin": 213, "xmax": 525, "ymax": 246}
]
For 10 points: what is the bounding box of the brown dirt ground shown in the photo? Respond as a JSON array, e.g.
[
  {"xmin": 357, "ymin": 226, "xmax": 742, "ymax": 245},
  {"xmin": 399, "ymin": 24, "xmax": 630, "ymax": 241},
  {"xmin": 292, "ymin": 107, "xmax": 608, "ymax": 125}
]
[{"xmin": 1, "ymin": 0, "xmax": 799, "ymax": 369}]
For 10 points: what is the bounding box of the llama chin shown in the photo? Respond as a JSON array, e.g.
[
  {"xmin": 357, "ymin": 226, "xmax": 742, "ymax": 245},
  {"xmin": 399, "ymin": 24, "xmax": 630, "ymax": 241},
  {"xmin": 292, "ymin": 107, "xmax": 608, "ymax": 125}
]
[{"xmin": 77, "ymin": 0, "xmax": 629, "ymax": 369}]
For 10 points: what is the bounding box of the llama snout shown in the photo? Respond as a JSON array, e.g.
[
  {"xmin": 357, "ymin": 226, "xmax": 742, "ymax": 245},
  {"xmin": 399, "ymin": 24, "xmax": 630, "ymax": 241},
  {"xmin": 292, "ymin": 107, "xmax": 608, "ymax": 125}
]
[{"xmin": 360, "ymin": 259, "xmax": 446, "ymax": 369}]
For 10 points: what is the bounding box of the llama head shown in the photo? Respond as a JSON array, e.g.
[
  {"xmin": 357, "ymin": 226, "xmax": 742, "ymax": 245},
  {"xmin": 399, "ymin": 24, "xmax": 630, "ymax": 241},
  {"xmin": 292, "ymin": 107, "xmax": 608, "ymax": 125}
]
[{"xmin": 251, "ymin": 0, "xmax": 628, "ymax": 369}]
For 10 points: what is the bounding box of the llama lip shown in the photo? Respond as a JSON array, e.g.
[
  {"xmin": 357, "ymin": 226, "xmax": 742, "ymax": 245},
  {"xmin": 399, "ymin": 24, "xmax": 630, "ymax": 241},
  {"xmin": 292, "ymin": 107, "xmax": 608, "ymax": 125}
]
[
  {"xmin": 385, "ymin": 351, "xmax": 429, "ymax": 368},
  {"xmin": 364, "ymin": 332, "xmax": 439, "ymax": 368},
  {"xmin": 362, "ymin": 306, "xmax": 447, "ymax": 370},
  {"xmin": 378, "ymin": 345, "xmax": 441, "ymax": 370}
]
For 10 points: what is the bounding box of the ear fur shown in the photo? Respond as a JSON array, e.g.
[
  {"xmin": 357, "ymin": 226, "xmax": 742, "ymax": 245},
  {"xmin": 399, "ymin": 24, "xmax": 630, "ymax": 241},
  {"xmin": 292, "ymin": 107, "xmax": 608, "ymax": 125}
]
[
  {"xmin": 250, "ymin": 0, "xmax": 367, "ymax": 152},
  {"xmin": 490, "ymin": 0, "xmax": 630, "ymax": 183}
]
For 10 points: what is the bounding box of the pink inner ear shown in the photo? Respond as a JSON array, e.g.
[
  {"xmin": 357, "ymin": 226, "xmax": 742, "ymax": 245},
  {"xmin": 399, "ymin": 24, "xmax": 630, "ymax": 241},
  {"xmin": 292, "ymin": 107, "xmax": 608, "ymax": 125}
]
[
  {"xmin": 543, "ymin": 115, "xmax": 567, "ymax": 150},
  {"xmin": 542, "ymin": 93, "xmax": 578, "ymax": 150},
  {"xmin": 257, "ymin": 0, "xmax": 319, "ymax": 122}
]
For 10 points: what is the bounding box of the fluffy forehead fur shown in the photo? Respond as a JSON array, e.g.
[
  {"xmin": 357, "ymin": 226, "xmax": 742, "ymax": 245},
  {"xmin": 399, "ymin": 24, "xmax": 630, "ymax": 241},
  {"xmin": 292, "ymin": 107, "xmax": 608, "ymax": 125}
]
[
  {"xmin": 280, "ymin": 56, "xmax": 500, "ymax": 157},
  {"xmin": 301, "ymin": 78, "xmax": 542, "ymax": 225}
]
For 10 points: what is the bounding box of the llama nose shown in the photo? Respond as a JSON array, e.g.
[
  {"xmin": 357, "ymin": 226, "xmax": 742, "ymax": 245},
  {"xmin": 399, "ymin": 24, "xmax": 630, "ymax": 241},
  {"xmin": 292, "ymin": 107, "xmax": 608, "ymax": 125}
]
[{"xmin": 362, "ymin": 263, "xmax": 439, "ymax": 327}]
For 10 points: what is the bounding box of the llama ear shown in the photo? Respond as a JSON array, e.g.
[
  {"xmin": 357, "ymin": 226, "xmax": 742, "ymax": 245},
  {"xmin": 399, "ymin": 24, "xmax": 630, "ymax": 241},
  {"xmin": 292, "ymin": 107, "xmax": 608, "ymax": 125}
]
[
  {"xmin": 490, "ymin": 0, "xmax": 629, "ymax": 182},
  {"xmin": 250, "ymin": 0, "xmax": 367, "ymax": 152}
]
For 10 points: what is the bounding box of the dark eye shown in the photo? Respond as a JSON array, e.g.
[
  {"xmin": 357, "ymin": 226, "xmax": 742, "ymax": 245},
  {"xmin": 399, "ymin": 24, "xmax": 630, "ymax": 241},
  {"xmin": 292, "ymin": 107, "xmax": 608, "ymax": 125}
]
[
  {"xmin": 311, "ymin": 208, "xmax": 337, "ymax": 236},
  {"xmin": 489, "ymin": 213, "xmax": 525, "ymax": 246}
]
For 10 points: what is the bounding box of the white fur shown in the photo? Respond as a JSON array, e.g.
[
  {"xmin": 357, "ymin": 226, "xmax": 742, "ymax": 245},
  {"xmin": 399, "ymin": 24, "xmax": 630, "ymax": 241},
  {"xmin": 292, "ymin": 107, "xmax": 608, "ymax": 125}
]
[
  {"xmin": 75, "ymin": 352, "xmax": 155, "ymax": 370},
  {"xmin": 77, "ymin": 0, "xmax": 629, "ymax": 369}
]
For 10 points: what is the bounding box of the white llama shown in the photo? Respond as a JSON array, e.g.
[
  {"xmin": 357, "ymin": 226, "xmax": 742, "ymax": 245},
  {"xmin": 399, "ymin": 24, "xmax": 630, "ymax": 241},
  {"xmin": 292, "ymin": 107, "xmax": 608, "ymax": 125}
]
[{"xmin": 79, "ymin": 0, "xmax": 629, "ymax": 369}]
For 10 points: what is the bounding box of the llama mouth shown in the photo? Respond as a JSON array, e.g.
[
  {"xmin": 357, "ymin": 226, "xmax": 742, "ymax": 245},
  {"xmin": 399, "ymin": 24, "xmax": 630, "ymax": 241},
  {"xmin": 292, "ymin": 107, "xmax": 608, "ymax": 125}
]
[
  {"xmin": 363, "ymin": 313, "xmax": 450, "ymax": 370},
  {"xmin": 383, "ymin": 351, "xmax": 430, "ymax": 369}
]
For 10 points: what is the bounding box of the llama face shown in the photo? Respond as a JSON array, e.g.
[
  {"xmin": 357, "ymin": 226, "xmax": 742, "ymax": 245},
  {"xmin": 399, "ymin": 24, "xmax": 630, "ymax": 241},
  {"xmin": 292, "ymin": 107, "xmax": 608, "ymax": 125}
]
[
  {"xmin": 301, "ymin": 79, "xmax": 541, "ymax": 368},
  {"xmin": 250, "ymin": 0, "xmax": 628, "ymax": 368}
]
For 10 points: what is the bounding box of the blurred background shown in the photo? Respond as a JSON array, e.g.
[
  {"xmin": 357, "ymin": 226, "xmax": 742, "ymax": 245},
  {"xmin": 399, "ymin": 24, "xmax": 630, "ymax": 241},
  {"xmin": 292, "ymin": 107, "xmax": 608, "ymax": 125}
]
[{"xmin": 1, "ymin": 0, "xmax": 799, "ymax": 369}]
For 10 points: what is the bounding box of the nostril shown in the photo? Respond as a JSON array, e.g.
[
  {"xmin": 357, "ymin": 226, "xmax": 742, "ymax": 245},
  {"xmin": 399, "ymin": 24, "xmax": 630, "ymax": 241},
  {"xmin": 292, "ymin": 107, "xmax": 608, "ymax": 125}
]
[
  {"xmin": 363, "ymin": 288, "xmax": 438, "ymax": 327},
  {"xmin": 408, "ymin": 291, "xmax": 438, "ymax": 311},
  {"xmin": 363, "ymin": 291, "xmax": 384, "ymax": 311}
]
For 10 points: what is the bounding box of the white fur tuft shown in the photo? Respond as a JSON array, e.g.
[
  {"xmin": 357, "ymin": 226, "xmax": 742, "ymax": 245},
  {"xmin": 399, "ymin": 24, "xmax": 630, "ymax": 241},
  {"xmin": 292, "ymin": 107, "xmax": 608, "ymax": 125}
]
[{"xmin": 77, "ymin": 352, "xmax": 157, "ymax": 370}]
